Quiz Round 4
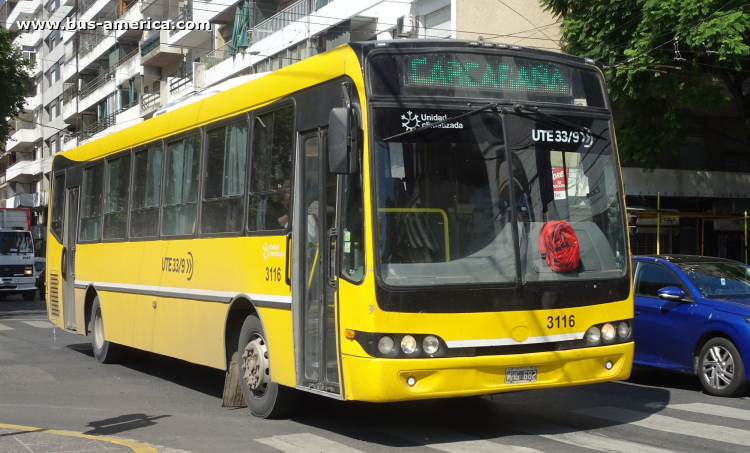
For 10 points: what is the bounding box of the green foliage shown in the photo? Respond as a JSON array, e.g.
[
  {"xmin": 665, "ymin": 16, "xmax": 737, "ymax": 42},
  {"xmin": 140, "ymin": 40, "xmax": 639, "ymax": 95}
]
[
  {"xmin": 0, "ymin": 27, "xmax": 36, "ymax": 148},
  {"xmin": 539, "ymin": 0, "xmax": 750, "ymax": 168}
]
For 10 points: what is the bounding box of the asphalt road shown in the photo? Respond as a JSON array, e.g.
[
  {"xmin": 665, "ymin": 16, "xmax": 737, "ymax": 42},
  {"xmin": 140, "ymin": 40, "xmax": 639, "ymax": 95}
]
[{"xmin": 1, "ymin": 295, "xmax": 749, "ymax": 453}]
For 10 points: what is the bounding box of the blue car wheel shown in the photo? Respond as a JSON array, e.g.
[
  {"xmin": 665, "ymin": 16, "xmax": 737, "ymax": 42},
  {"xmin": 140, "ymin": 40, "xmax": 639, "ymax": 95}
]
[{"xmin": 699, "ymin": 338, "xmax": 749, "ymax": 397}]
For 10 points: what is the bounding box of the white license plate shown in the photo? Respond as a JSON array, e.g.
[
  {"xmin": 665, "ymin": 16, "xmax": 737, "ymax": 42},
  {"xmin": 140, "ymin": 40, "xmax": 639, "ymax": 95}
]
[{"xmin": 505, "ymin": 366, "xmax": 537, "ymax": 384}]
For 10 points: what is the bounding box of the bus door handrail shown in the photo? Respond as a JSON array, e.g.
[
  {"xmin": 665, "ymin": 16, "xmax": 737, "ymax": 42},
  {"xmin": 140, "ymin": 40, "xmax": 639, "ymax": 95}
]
[{"xmin": 377, "ymin": 208, "xmax": 450, "ymax": 261}]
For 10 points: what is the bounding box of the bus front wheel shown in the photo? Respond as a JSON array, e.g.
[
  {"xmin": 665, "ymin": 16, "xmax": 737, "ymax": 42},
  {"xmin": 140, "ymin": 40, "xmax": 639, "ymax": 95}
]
[
  {"xmin": 90, "ymin": 296, "xmax": 126, "ymax": 364},
  {"xmin": 238, "ymin": 314, "xmax": 296, "ymax": 418}
]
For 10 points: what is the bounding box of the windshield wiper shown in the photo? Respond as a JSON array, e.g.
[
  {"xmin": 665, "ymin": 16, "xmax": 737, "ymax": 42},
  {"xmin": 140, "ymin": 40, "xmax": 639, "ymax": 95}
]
[
  {"xmin": 383, "ymin": 102, "xmax": 499, "ymax": 142},
  {"xmin": 506, "ymin": 104, "xmax": 608, "ymax": 141}
]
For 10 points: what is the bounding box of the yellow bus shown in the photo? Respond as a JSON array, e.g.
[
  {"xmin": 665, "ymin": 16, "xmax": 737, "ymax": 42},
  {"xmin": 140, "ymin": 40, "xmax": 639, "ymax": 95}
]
[{"xmin": 46, "ymin": 40, "xmax": 634, "ymax": 418}]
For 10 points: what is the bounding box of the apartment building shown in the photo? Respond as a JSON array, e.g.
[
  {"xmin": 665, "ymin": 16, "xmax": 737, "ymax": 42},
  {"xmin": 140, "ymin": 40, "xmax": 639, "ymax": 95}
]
[{"xmin": 2, "ymin": 0, "xmax": 560, "ymax": 257}]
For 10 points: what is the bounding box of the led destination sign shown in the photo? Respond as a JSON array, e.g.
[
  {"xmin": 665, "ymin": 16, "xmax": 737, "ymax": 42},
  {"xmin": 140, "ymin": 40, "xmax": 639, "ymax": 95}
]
[{"xmin": 404, "ymin": 54, "xmax": 573, "ymax": 95}]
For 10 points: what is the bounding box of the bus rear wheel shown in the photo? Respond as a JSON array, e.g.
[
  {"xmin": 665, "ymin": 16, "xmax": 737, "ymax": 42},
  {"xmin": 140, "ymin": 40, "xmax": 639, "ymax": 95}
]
[
  {"xmin": 238, "ymin": 314, "xmax": 296, "ymax": 418},
  {"xmin": 90, "ymin": 296, "xmax": 126, "ymax": 364}
]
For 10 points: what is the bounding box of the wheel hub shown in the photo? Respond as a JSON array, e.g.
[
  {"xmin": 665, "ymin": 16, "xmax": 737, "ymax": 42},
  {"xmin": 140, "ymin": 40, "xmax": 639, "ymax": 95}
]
[
  {"xmin": 241, "ymin": 336, "xmax": 270, "ymax": 393},
  {"xmin": 702, "ymin": 345, "xmax": 734, "ymax": 390}
]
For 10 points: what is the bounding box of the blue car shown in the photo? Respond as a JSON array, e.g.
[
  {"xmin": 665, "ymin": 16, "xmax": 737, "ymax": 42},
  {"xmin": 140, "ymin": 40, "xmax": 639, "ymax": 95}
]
[{"xmin": 632, "ymin": 255, "xmax": 750, "ymax": 397}]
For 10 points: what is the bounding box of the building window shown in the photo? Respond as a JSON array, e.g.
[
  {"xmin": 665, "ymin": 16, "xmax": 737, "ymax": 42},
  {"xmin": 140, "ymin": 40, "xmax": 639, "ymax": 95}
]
[{"xmin": 424, "ymin": 5, "xmax": 451, "ymax": 39}]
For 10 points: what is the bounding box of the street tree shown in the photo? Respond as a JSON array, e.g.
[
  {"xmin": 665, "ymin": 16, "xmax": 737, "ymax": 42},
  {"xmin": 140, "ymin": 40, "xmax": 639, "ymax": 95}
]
[
  {"xmin": 0, "ymin": 27, "xmax": 36, "ymax": 148},
  {"xmin": 539, "ymin": 0, "xmax": 750, "ymax": 169}
]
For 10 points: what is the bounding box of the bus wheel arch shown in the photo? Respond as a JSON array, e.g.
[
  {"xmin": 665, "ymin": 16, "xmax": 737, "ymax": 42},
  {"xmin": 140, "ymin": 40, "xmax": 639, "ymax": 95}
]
[
  {"xmin": 83, "ymin": 285, "xmax": 99, "ymax": 335},
  {"xmin": 223, "ymin": 296, "xmax": 260, "ymax": 370}
]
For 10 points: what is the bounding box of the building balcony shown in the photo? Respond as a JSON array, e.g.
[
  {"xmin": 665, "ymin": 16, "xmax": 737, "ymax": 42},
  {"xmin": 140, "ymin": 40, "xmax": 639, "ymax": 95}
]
[
  {"xmin": 115, "ymin": 1, "xmax": 142, "ymax": 40},
  {"xmin": 6, "ymin": 0, "xmax": 42, "ymax": 31},
  {"xmin": 6, "ymin": 122, "xmax": 40, "ymax": 153},
  {"xmin": 168, "ymin": 5, "xmax": 212, "ymax": 48},
  {"xmin": 6, "ymin": 191, "xmax": 48, "ymax": 208},
  {"xmin": 6, "ymin": 157, "xmax": 48, "ymax": 184},
  {"xmin": 13, "ymin": 28, "xmax": 42, "ymax": 48},
  {"xmin": 141, "ymin": 29, "xmax": 183, "ymax": 67},
  {"xmin": 140, "ymin": 89, "xmax": 161, "ymax": 117},
  {"xmin": 79, "ymin": 0, "xmax": 111, "ymax": 22},
  {"xmin": 25, "ymin": 91, "xmax": 41, "ymax": 111}
]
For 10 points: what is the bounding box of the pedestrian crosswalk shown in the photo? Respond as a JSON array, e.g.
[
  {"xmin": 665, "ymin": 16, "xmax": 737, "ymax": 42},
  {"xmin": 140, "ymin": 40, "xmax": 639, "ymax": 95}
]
[
  {"xmin": 253, "ymin": 401, "xmax": 750, "ymax": 453},
  {"xmin": 0, "ymin": 319, "xmax": 53, "ymax": 330}
]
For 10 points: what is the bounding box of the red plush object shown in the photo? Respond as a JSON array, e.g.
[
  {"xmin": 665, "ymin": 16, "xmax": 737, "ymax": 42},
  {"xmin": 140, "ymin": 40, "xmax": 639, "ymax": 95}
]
[{"xmin": 539, "ymin": 220, "xmax": 580, "ymax": 272}]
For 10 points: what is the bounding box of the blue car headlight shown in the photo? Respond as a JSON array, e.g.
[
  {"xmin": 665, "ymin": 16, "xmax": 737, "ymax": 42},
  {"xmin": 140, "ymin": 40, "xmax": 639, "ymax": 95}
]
[{"xmin": 745, "ymin": 316, "xmax": 750, "ymax": 328}]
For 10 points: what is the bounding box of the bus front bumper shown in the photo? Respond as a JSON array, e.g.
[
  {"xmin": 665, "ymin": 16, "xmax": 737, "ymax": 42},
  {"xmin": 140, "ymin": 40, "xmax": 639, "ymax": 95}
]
[{"xmin": 341, "ymin": 342, "xmax": 633, "ymax": 402}]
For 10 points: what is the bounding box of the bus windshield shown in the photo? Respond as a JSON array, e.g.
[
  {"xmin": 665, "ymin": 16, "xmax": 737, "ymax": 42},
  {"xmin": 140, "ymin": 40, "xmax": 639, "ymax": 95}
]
[
  {"xmin": 373, "ymin": 107, "xmax": 627, "ymax": 287},
  {"xmin": 0, "ymin": 231, "xmax": 34, "ymax": 254}
]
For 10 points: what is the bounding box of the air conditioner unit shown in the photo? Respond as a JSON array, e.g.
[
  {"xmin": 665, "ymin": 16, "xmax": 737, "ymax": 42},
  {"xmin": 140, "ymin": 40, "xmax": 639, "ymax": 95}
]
[{"xmin": 396, "ymin": 14, "xmax": 416, "ymax": 38}]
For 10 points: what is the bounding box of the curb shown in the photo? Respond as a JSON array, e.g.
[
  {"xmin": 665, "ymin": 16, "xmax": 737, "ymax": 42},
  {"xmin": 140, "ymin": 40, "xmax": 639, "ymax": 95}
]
[{"xmin": 0, "ymin": 422, "xmax": 159, "ymax": 453}]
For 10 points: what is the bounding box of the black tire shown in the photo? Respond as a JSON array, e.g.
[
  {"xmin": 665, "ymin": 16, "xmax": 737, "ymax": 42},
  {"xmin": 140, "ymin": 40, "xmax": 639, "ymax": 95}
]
[
  {"xmin": 698, "ymin": 337, "xmax": 749, "ymax": 397},
  {"xmin": 0, "ymin": 293, "xmax": 7, "ymax": 301},
  {"xmin": 90, "ymin": 296, "xmax": 127, "ymax": 364},
  {"xmin": 22, "ymin": 291, "xmax": 36, "ymax": 301},
  {"xmin": 238, "ymin": 314, "xmax": 297, "ymax": 418}
]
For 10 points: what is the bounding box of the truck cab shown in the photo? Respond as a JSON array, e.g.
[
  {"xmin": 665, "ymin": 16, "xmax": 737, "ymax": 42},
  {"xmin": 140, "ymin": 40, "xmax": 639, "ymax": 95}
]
[{"xmin": 0, "ymin": 209, "xmax": 37, "ymax": 301}]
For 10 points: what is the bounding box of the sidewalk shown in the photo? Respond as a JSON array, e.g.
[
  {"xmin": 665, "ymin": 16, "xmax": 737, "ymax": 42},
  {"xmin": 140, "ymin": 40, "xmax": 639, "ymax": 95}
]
[{"xmin": 0, "ymin": 423, "xmax": 160, "ymax": 453}]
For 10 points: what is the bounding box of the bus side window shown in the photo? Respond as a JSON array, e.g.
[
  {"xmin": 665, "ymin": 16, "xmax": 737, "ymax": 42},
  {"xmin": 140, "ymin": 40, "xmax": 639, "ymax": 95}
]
[
  {"xmin": 50, "ymin": 173, "xmax": 65, "ymax": 241},
  {"xmin": 80, "ymin": 163, "xmax": 104, "ymax": 242},
  {"xmin": 247, "ymin": 106, "xmax": 293, "ymax": 232},
  {"xmin": 162, "ymin": 134, "xmax": 201, "ymax": 237},
  {"xmin": 131, "ymin": 144, "xmax": 163, "ymax": 239},
  {"xmin": 103, "ymin": 153, "xmax": 131, "ymax": 240},
  {"xmin": 202, "ymin": 119, "xmax": 248, "ymax": 234}
]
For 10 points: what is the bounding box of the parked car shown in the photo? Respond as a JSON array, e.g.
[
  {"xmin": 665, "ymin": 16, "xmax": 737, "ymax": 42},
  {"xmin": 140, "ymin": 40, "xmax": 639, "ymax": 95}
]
[{"xmin": 632, "ymin": 255, "xmax": 750, "ymax": 397}]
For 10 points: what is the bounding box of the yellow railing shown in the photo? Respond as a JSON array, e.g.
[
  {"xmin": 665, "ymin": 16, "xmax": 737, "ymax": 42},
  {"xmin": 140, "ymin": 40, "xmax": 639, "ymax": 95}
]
[{"xmin": 378, "ymin": 208, "xmax": 450, "ymax": 261}]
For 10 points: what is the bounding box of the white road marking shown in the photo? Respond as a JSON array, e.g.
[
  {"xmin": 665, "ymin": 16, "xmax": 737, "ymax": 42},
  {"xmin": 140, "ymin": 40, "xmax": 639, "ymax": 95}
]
[
  {"xmin": 574, "ymin": 407, "xmax": 750, "ymax": 447},
  {"xmin": 256, "ymin": 433, "xmax": 363, "ymax": 453},
  {"xmin": 21, "ymin": 321, "xmax": 53, "ymax": 328},
  {"xmin": 509, "ymin": 420, "xmax": 677, "ymax": 453},
  {"xmin": 0, "ymin": 323, "xmax": 13, "ymax": 331},
  {"xmin": 377, "ymin": 425, "xmax": 543, "ymax": 453},
  {"xmin": 667, "ymin": 402, "xmax": 750, "ymax": 421}
]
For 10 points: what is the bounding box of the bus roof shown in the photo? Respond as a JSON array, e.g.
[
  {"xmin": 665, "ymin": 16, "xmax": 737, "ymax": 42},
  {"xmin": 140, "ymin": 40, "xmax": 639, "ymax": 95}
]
[{"xmin": 54, "ymin": 40, "xmax": 599, "ymax": 167}]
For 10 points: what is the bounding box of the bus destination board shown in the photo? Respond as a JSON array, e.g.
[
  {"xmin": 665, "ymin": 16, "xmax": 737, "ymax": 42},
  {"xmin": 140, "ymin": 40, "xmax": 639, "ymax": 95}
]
[{"xmin": 404, "ymin": 54, "xmax": 573, "ymax": 95}]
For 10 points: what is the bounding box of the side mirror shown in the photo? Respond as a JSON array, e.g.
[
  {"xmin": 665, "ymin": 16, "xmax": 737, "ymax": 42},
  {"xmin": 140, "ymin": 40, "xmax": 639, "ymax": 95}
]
[
  {"xmin": 657, "ymin": 286, "xmax": 686, "ymax": 301},
  {"xmin": 329, "ymin": 107, "xmax": 359, "ymax": 174}
]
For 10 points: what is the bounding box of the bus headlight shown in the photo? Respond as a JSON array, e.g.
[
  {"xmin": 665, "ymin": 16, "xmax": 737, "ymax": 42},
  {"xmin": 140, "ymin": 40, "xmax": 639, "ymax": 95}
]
[
  {"xmin": 24, "ymin": 267, "xmax": 33, "ymax": 276},
  {"xmin": 601, "ymin": 323, "xmax": 616, "ymax": 341},
  {"xmin": 585, "ymin": 326, "xmax": 601, "ymax": 344},
  {"xmin": 617, "ymin": 321, "xmax": 631, "ymax": 338},
  {"xmin": 401, "ymin": 335, "xmax": 417, "ymax": 354},
  {"xmin": 378, "ymin": 336, "xmax": 395, "ymax": 354},
  {"xmin": 423, "ymin": 335, "xmax": 440, "ymax": 354}
]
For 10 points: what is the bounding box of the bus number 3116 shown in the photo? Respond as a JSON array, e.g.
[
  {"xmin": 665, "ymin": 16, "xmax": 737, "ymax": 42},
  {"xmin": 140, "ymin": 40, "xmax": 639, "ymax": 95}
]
[
  {"xmin": 547, "ymin": 315, "xmax": 575, "ymax": 329},
  {"xmin": 265, "ymin": 267, "xmax": 282, "ymax": 282}
]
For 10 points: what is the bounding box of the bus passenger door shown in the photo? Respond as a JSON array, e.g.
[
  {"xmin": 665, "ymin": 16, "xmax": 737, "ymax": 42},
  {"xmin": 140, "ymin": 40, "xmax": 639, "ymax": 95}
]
[
  {"xmin": 295, "ymin": 129, "xmax": 340, "ymax": 395},
  {"xmin": 62, "ymin": 187, "xmax": 79, "ymax": 331}
]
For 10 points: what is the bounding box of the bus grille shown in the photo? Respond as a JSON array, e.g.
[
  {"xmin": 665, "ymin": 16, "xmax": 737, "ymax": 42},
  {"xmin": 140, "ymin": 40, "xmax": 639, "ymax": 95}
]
[
  {"xmin": 0, "ymin": 265, "xmax": 27, "ymax": 277},
  {"xmin": 49, "ymin": 272, "xmax": 60, "ymax": 318}
]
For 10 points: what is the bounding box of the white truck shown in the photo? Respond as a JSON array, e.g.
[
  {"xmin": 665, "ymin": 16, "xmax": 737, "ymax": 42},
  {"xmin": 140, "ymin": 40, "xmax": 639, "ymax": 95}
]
[{"xmin": 0, "ymin": 208, "xmax": 37, "ymax": 301}]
